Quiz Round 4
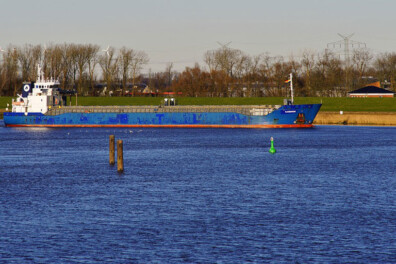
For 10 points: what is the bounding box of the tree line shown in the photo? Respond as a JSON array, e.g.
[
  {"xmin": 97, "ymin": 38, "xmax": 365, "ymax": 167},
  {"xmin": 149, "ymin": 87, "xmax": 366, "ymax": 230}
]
[
  {"xmin": 1, "ymin": 43, "xmax": 396, "ymax": 97},
  {"xmin": 0, "ymin": 43, "xmax": 149, "ymax": 96}
]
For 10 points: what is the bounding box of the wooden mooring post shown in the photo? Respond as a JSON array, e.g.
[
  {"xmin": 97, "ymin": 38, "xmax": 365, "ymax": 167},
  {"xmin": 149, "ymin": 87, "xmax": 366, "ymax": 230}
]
[
  {"xmin": 109, "ymin": 135, "xmax": 115, "ymax": 165},
  {"xmin": 117, "ymin": 139, "xmax": 124, "ymax": 173}
]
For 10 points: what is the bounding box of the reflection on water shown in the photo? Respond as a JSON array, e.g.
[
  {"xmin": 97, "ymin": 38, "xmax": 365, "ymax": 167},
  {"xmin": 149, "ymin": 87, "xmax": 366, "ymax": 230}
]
[{"xmin": 0, "ymin": 125, "xmax": 395, "ymax": 263}]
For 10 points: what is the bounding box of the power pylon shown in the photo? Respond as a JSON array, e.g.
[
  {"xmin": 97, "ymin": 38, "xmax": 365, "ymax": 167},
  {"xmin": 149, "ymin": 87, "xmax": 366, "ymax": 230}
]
[
  {"xmin": 327, "ymin": 34, "xmax": 366, "ymax": 92},
  {"xmin": 327, "ymin": 33, "xmax": 366, "ymax": 68}
]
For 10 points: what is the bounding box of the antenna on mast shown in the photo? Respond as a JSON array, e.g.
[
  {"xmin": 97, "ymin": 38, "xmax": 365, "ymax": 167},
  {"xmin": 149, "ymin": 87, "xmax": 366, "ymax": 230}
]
[
  {"xmin": 285, "ymin": 73, "xmax": 293, "ymax": 104},
  {"xmin": 37, "ymin": 64, "xmax": 42, "ymax": 82}
]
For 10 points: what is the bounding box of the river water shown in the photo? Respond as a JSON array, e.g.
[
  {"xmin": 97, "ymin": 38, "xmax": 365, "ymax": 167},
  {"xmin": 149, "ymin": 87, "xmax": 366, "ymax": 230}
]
[{"xmin": 0, "ymin": 123, "xmax": 395, "ymax": 263}]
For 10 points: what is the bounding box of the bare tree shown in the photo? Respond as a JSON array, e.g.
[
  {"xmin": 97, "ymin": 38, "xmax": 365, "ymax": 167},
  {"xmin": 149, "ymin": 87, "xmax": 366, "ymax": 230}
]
[
  {"xmin": 17, "ymin": 44, "xmax": 41, "ymax": 82},
  {"xmin": 85, "ymin": 44, "xmax": 100, "ymax": 95},
  {"xmin": 0, "ymin": 51, "xmax": 7, "ymax": 95},
  {"xmin": 374, "ymin": 52, "xmax": 396, "ymax": 91},
  {"xmin": 315, "ymin": 49, "xmax": 343, "ymax": 96},
  {"xmin": 99, "ymin": 46, "xmax": 119, "ymax": 95},
  {"xmin": 301, "ymin": 50, "xmax": 316, "ymax": 96},
  {"xmin": 59, "ymin": 43, "xmax": 74, "ymax": 89},
  {"xmin": 43, "ymin": 44, "xmax": 63, "ymax": 81},
  {"xmin": 118, "ymin": 47, "xmax": 134, "ymax": 95},
  {"xmin": 272, "ymin": 57, "xmax": 291, "ymax": 97},
  {"xmin": 234, "ymin": 53, "xmax": 251, "ymax": 96},
  {"xmin": 69, "ymin": 44, "xmax": 80, "ymax": 90},
  {"xmin": 165, "ymin": 62, "xmax": 174, "ymax": 88},
  {"xmin": 258, "ymin": 53, "xmax": 274, "ymax": 96},
  {"xmin": 1, "ymin": 46, "xmax": 20, "ymax": 96},
  {"xmin": 351, "ymin": 48, "xmax": 373, "ymax": 88},
  {"xmin": 130, "ymin": 50, "xmax": 149, "ymax": 88},
  {"xmin": 204, "ymin": 50, "xmax": 216, "ymax": 72},
  {"xmin": 204, "ymin": 46, "xmax": 244, "ymax": 78},
  {"xmin": 75, "ymin": 44, "xmax": 92, "ymax": 95}
]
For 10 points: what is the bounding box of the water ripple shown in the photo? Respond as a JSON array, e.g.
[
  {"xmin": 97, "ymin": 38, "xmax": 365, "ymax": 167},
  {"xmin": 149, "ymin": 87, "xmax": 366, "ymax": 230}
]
[{"xmin": 0, "ymin": 126, "xmax": 395, "ymax": 263}]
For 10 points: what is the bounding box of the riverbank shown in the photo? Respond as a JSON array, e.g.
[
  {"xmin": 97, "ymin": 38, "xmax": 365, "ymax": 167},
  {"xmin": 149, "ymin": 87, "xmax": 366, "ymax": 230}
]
[{"xmin": 314, "ymin": 111, "xmax": 396, "ymax": 126}]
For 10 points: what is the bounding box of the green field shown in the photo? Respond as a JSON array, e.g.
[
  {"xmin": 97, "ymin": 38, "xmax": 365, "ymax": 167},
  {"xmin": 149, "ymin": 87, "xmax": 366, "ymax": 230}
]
[{"xmin": 1, "ymin": 96, "xmax": 396, "ymax": 112}]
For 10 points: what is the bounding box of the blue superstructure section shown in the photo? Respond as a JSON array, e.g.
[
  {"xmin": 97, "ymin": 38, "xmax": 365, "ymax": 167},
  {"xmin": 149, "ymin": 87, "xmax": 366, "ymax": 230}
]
[
  {"xmin": 271, "ymin": 103, "xmax": 321, "ymax": 124},
  {"xmin": 4, "ymin": 104, "xmax": 321, "ymax": 127}
]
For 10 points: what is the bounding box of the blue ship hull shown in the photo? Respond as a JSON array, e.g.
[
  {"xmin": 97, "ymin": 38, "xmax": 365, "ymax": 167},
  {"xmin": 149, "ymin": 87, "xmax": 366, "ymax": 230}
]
[{"xmin": 4, "ymin": 104, "xmax": 321, "ymax": 128}]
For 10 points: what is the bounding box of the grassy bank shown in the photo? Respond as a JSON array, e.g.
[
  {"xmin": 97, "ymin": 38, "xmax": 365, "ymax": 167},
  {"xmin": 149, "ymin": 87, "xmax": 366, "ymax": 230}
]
[
  {"xmin": 1, "ymin": 96, "xmax": 396, "ymax": 113},
  {"xmin": 314, "ymin": 112, "xmax": 396, "ymax": 126}
]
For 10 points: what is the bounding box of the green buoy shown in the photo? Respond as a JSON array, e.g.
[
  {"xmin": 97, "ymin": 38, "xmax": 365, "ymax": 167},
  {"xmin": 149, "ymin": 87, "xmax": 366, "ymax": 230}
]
[{"xmin": 269, "ymin": 137, "xmax": 276, "ymax": 154}]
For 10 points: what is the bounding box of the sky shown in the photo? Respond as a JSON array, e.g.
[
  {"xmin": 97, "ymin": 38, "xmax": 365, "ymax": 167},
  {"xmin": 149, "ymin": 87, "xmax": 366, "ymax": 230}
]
[{"xmin": 2, "ymin": 0, "xmax": 396, "ymax": 72}]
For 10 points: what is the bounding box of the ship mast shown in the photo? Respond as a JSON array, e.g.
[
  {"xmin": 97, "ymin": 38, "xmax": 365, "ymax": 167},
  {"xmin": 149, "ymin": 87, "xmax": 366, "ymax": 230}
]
[
  {"xmin": 37, "ymin": 63, "xmax": 43, "ymax": 82},
  {"xmin": 289, "ymin": 73, "xmax": 294, "ymax": 104}
]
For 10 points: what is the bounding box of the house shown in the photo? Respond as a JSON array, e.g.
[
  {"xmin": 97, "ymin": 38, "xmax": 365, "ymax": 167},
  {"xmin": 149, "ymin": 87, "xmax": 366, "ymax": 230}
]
[{"xmin": 348, "ymin": 86, "xmax": 394, "ymax": 98}]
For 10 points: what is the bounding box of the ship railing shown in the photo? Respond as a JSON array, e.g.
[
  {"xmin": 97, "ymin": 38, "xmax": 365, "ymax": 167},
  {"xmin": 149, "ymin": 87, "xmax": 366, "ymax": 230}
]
[{"xmin": 46, "ymin": 105, "xmax": 281, "ymax": 116}]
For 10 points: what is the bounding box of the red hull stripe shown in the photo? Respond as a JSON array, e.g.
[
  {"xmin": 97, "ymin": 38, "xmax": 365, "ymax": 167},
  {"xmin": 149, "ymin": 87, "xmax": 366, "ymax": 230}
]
[{"xmin": 5, "ymin": 124, "xmax": 314, "ymax": 128}]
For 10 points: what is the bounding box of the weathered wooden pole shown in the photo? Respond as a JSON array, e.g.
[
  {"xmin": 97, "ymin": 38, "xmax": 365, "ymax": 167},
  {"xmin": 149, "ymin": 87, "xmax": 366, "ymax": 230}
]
[
  {"xmin": 109, "ymin": 135, "xmax": 115, "ymax": 165},
  {"xmin": 117, "ymin": 139, "xmax": 124, "ymax": 173}
]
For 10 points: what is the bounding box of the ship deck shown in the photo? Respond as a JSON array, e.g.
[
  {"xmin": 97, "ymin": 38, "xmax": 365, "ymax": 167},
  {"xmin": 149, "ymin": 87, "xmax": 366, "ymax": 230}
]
[{"xmin": 46, "ymin": 105, "xmax": 281, "ymax": 116}]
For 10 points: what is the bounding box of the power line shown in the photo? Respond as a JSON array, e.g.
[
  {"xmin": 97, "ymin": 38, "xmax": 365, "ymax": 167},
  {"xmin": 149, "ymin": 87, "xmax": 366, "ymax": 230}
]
[
  {"xmin": 327, "ymin": 33, "xmax": 366, "ymax": 68},
  {"xmin": 217, "ymin": 41, "xmax": 232, "ymax": 49}
]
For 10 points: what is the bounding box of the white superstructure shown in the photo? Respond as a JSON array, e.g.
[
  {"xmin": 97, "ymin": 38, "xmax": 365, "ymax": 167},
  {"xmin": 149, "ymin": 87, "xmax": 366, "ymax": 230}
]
[{"xmin": 12, "ymin": 64, "xmax": 63, "ymax": 115}]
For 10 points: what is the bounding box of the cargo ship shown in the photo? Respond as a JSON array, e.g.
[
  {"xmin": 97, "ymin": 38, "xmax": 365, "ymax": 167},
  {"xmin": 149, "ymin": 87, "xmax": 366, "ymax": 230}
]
[{"xmin": 4, "ymin": 66, "xmax": 321, "ymax": 128}]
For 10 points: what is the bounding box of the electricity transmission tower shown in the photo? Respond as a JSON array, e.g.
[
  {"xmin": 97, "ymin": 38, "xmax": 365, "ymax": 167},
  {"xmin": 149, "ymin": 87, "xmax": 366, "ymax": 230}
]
[
  {"xmin": 327, "ymin": 33, "xmax": 366, "ymax": 92},
  {"xmin": 217, "ymin": 41, "xmax": 232, "ymax": 49},
  {"xmin": 327, "ymin": 33, "xmax": 366, "ymax": 69}
]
